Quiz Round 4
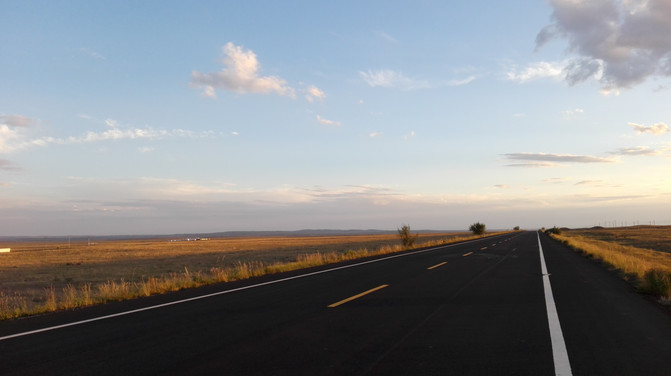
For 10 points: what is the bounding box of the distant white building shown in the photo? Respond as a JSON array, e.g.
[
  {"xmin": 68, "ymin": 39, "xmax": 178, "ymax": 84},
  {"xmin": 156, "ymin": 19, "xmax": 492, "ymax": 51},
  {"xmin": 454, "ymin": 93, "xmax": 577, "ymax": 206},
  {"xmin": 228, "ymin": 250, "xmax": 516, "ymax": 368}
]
[{"xmin": 0, "ymin": 248, "xmax": 10, "ymax": 253}]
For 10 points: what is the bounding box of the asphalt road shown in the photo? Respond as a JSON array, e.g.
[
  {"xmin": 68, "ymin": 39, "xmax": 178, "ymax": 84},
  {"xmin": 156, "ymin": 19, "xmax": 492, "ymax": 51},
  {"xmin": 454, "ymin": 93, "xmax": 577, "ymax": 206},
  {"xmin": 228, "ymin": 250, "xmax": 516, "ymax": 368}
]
[{"xmin": 1, "ymin": 231, "xmax": 670, "ymax": 375}]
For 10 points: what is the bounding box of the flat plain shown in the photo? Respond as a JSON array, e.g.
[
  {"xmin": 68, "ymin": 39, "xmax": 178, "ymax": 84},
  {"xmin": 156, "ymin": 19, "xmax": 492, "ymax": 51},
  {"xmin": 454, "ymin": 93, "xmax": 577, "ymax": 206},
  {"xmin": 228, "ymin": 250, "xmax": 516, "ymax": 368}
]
[{"xmin": 0, "ymin": 232, "xmax": 473, "ymax": 318}]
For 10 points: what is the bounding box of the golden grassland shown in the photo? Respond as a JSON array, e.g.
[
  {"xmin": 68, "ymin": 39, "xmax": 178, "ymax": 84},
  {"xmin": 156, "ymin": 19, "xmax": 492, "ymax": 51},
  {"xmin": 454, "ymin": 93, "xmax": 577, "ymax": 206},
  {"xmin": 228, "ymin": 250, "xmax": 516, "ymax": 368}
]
[
  {"xmin": 0, "ymin": 232, "xmax": 489, "ymax": 319},
  {"xmin": 551, "ymin": 226, "xmax": 671, "ymax": 302},
  {"xmin": 562, "ymin": 225, "xmax": 671, "ymax": 254}
]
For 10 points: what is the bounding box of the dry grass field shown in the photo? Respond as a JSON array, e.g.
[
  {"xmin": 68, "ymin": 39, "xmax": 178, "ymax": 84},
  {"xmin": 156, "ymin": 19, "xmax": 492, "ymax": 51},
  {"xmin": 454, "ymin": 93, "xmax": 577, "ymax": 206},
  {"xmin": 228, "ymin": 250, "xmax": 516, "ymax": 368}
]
[
  {"xmin": 551, "ymin": 226, "xmax": 671, "ymax": 302},
  {"xmin": 562, "ymin": 225, "xmax": 671, "ymax": 254},
  {"xmin": 0, "ymin": 232, "xmax": 480, "ymax": 319}
]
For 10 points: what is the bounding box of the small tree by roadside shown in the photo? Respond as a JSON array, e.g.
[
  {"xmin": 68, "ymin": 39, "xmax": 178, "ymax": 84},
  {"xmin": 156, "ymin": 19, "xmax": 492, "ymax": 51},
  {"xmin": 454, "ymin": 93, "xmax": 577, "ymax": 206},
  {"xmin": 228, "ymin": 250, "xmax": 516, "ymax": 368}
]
[
  {"xmin": 469, "ymin": 222, "xmax": 486, "ymax": 235},
  {"xmin": 398, "ymin": 224, "xmax": 418, "ymax": 248}
]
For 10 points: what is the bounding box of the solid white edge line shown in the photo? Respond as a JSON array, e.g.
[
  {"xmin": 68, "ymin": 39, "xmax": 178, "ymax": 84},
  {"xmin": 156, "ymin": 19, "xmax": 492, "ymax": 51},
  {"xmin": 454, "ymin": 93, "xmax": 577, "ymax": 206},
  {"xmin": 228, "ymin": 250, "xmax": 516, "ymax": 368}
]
[
  {"xmin": 0, "ymin": 234, "xmax": 510, "ymax": 342},
  {"xmin": 537, "ymin": 232, "xmax": 573, "ymax": 376}
]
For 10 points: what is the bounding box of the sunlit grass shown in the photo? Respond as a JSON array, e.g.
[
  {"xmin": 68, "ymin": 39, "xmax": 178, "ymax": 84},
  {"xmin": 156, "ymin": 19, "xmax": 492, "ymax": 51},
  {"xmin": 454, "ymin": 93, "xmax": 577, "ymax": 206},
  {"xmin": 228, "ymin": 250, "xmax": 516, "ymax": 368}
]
[
  {"xmin": 562, "ymin": 225, "xmax": 671, "ymax": 254},
  {"xmin": 0, "ymin": 232, "xmax": 500, "ymax": 319}
]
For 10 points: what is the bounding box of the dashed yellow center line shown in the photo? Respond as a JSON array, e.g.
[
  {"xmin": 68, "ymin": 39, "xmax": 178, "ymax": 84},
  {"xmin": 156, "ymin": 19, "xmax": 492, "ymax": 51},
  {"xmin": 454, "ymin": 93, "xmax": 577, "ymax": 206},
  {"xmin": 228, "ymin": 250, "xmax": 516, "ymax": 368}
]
[
  {"xmin": 328, "ymin": 284, "xmax": 389, "ymax": 308},
  {"xmin": 462, "ymin": 252, "xmax": 473, "ymax": 257},
  {"xmin": 480, "ymin": 247, "xmax": 488, "ymax": 250},
  {"xmin": 427, "ymin": 262, "xmax": 447, "ymax": 270}
]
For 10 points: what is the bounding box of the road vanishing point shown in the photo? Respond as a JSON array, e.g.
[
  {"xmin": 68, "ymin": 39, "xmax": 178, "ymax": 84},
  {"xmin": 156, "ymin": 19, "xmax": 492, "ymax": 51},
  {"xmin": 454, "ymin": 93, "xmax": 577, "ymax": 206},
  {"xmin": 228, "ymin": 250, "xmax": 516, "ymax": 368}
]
[{"xmin": 2, "ymin": 231, "xmax": 671, "ymax": 375}]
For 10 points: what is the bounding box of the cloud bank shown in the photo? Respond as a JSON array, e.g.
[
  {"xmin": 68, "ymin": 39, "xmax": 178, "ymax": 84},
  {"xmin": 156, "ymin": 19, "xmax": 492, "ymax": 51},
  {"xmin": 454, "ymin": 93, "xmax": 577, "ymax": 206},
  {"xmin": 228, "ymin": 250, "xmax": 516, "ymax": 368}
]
[
  {"xmin": 4, "ymin": 176, "xmax": 666, "ymax": 236},
  {"xmin": 536, "ymin": 0, "xmax": 671, "ymax": 91}
]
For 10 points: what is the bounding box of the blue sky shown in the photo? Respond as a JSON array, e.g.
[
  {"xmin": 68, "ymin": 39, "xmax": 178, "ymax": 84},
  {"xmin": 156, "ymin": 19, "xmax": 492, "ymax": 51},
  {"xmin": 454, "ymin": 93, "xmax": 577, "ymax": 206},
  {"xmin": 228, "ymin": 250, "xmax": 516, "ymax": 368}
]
[{"xmin": 2, "ymin": 0, "xmax": 670, "ymax": 236}]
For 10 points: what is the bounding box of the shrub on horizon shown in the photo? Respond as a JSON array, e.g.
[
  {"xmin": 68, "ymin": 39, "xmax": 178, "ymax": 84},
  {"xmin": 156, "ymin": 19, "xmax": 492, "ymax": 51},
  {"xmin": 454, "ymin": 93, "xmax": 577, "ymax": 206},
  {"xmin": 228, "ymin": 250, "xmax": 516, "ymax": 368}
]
[
  {"xmin": 469, "ymin": 222, "xmax": 486, "ymax": 235},
  {"xmin": 545, "ymin": 226, "xmax": 562, "ymax": 235},
  {"xmin": 397, "ymin": 224, "xmax": 418, "ymax": 248}
]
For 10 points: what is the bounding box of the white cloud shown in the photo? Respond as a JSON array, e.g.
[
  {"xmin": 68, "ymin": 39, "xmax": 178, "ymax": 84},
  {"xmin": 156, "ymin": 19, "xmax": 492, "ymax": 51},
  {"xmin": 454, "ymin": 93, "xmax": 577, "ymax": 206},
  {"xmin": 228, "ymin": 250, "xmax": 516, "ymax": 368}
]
[
  {"xmin": 505, "ymin": 61, "xmax": 567, "ymax": 83},
  {"xmin": 305, "ymin": 85, "xmax": 326, "ymax": 102},
  {"xmin": 78, "ymin": 128, "xmax": 167, "ymax": 143},
  {"xmin": 628, "ymin": 122, "xmax": 669, "ymax": 135},
  {"xmin": 403, "ymin": 131, "xmax": 416, "ymax": 140},
  {"xmin": 447, "ymin": 76, "xmax": 477, "ymax": 86},
  {"xmin": 202, "ymin": 86, "xmax": 217, "ymax": 98},
  {"xmin": 191, "ymin": 42, "xmax": 296, "ymax": 98},
  {"xmin": 360, "ymin": 70, "xmax": 475, "ymax": 89},
  {"xmin": 0, "ymin": 125, "xmax": 24, "ymax": 153},
  {"xmin": 536, "ymin": 0, "xmax": 671, "ymax": 90},
  {"xmin": 1, "ymin": 118, "xmax": 216, "ymax": 154},
  {"xmin": 359, "ymin": 70, "xmax": 430, "ymax": 90},
  {"xmin": 561, "ymin": 108, "xmax": 585, "ymax": 118},
  {"xmin": 316, "ymin": 115, "xmax": 341, "ymax": 126},
  {"xmin": 138, "ymin": 146, "xmax": 155, "ymax": 153},
  {"xmin": 369, "ymin": 132, "xmax": 383, "ymax": 138},
  {"xmin": 105, "ymin": 118, "xmax": 120, "ymax": 128}
]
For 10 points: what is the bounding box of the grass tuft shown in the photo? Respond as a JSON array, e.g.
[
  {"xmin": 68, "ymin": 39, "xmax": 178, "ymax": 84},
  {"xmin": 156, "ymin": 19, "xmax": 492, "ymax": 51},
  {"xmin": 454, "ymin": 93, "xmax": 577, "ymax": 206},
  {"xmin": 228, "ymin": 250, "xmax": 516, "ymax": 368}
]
[
  {"xmin": 0, "ymin": 291, "xmax": 28, "ymax": 320},
  {"xmin": 640, "ymin": 269, "xmax": 671, "ymax": 297},
  {"xmin": 44, "ymin": 286, "xmax": 57, "ymax": 312}
]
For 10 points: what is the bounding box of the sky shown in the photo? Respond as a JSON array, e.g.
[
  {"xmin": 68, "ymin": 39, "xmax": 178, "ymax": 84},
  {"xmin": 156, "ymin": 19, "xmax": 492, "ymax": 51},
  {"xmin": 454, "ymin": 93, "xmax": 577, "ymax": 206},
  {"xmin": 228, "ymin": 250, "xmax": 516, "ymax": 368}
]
[{"xmin": 1, "ymin": 0, "xmax": 670, "ymax": 236}]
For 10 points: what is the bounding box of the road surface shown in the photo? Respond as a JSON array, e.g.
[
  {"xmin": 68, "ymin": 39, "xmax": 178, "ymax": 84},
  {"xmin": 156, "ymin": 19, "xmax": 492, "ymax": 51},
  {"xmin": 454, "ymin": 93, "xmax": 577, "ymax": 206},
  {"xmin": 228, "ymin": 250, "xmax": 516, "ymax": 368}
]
[{"xmin": 1, "ymin": 231, "xmax": 670, "ymax": 375}]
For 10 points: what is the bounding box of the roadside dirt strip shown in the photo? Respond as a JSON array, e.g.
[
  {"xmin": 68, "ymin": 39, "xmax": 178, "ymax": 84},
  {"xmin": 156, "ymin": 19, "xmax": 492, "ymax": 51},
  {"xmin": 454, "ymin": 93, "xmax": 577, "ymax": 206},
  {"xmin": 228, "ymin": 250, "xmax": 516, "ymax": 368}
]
[{"xmin": 2, "ymin": 231, "xmax": 670, "ymax": 375}]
